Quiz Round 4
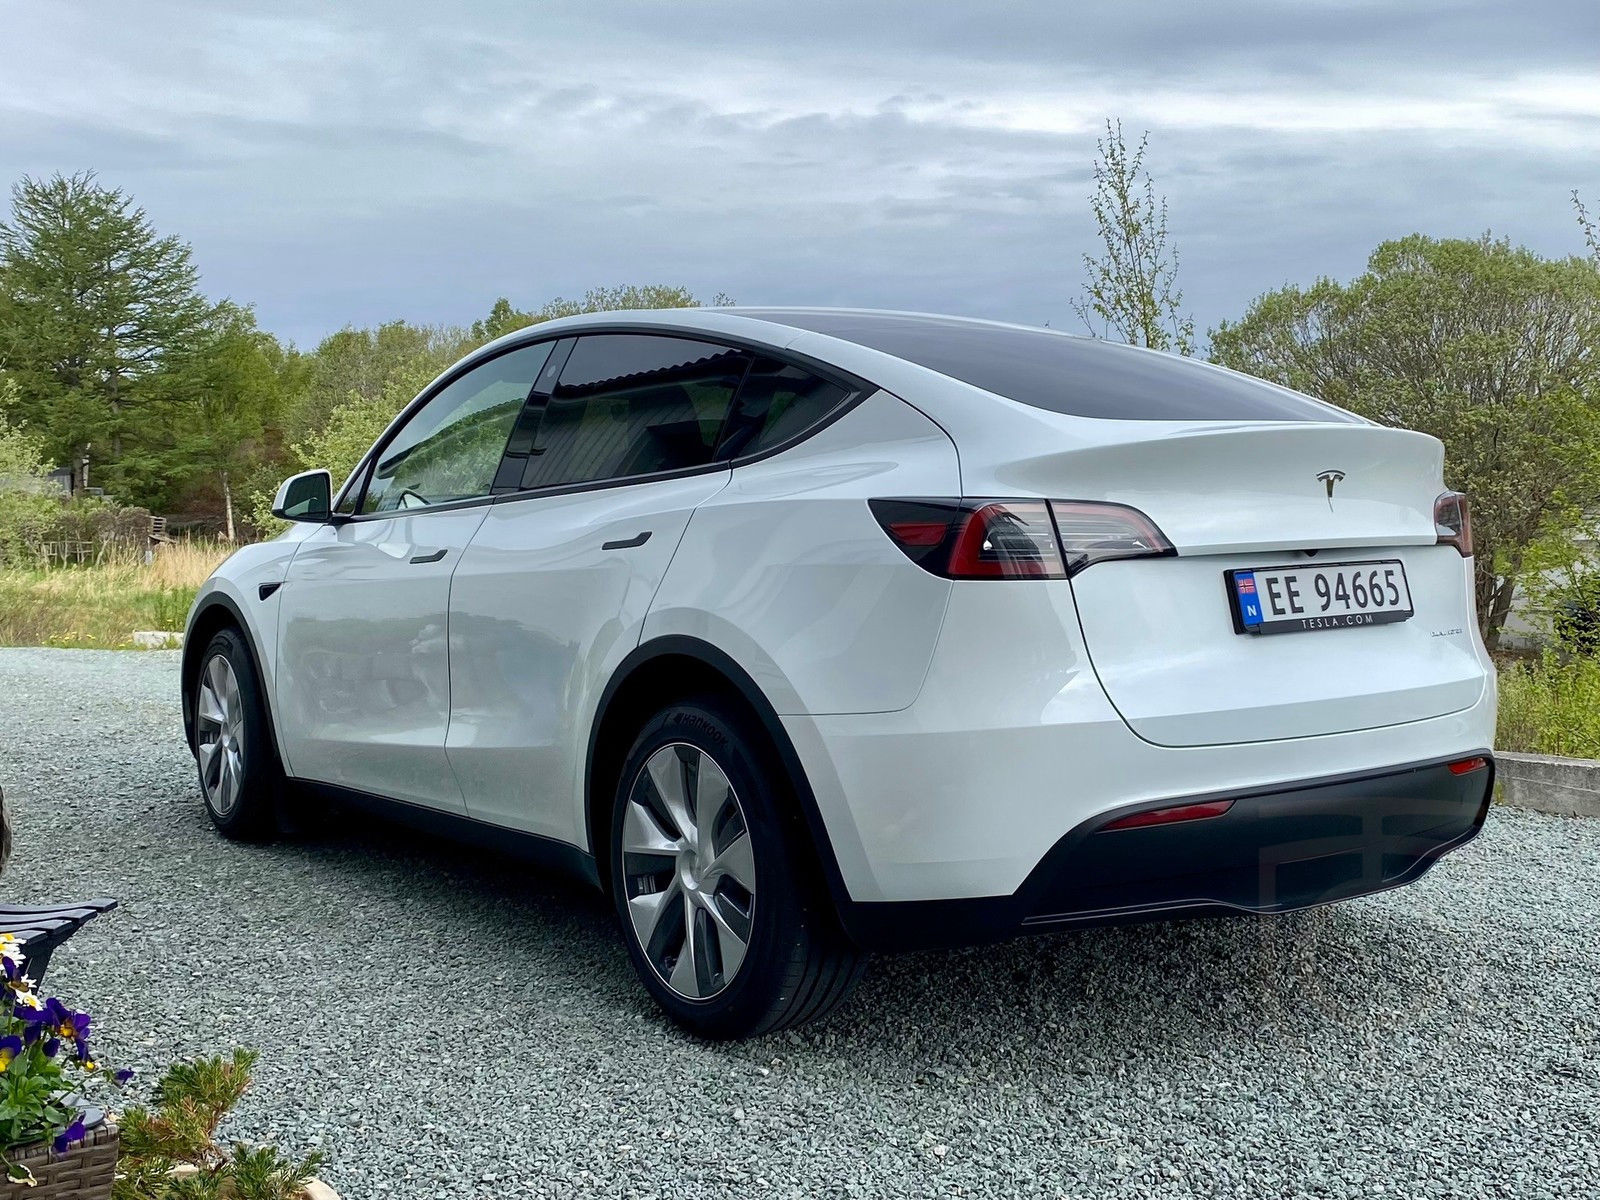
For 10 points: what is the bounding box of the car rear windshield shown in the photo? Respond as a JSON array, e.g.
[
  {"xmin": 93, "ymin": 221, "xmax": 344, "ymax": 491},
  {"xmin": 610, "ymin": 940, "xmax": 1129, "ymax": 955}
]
[{"xmin": 737, "ymin": 311, "xmax": 1360, "ymax": 423}]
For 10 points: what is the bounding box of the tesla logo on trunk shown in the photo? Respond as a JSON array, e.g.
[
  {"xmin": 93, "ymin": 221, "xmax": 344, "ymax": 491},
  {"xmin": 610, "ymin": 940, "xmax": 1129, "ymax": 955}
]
[{"xmin": 1317, "ymin": 469, "xmax": 1345, "ymax": 507}]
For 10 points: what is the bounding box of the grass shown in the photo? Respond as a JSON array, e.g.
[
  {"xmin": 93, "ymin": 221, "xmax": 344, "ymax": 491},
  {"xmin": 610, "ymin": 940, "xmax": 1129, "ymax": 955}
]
[
  {"xmin": 0, "ymin": 540, "xmax": 234, "ymax": 649},
  {"xmin": 1495, "ymin": 652, "xmax": 1600, "ymax": 760}
]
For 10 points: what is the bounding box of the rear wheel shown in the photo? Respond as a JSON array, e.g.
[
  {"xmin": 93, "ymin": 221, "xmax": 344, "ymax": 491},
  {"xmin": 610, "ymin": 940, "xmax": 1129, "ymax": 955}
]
[
  {"xmin": 192, "ymin": 628, "xmax": 280, "ymax": 840},
  {"xmin": 610, "ymin": 698, "xmax": 863, "ymax": 1038}
]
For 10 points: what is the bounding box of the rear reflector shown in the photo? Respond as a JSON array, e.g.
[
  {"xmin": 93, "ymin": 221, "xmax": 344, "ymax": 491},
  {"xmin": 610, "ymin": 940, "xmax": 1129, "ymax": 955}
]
[
  {"xmin": 1101, "ymin": 799, "xmax": 1234, "ymax": 831},
  {"xmin": 1447, "ymin": 756, "xmax": 1489, "ymax": 775}
]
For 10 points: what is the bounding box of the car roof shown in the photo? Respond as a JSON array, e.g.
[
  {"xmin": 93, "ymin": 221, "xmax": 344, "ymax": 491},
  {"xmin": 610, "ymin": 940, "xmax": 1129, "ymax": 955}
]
[{"xmin": 467, "ymin": 306, "xmax": 1357, "ymax": 426}]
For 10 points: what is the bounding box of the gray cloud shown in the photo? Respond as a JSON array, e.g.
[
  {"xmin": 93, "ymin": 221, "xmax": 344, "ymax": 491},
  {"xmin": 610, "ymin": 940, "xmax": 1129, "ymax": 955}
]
[{"xmin": 3, "ymin": 0, "xmax": 1595, "ymax": 349}]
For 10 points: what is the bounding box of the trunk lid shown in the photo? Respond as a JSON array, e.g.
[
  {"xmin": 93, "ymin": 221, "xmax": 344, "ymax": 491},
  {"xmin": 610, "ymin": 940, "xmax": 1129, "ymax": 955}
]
[{"xmin": 976, "ymin": 419, "xmax": 1487, "ymax": 747}]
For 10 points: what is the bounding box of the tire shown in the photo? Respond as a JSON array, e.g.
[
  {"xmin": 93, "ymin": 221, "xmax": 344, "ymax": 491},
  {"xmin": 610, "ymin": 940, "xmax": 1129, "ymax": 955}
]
[
  {"xmin": 191, "ymin": 627, "xmax": 281, "ymax": 841},
  {"xmin": 609, "ymin": 697, "xmax": 864, "ymax": 1038}
]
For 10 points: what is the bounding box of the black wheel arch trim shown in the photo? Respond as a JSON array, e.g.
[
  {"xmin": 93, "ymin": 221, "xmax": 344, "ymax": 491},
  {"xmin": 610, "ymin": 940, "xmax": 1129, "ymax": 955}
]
[
  {"xmin": 181, "ymin": 593, "xmax": 283, "ymax": 764},
  {"xmin": 585, "ymin": 635, "xmax": 864, "ymax": 937}
]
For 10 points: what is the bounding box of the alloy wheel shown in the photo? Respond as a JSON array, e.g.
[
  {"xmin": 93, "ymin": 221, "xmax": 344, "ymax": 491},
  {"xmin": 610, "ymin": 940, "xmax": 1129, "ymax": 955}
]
[
  {"xmin": 196, "ymin": 654, "xmax": 246, "ymax": 818},
  {"xmin": 621, "ymin": 743, "xmax": 758, "ymax": 999}
]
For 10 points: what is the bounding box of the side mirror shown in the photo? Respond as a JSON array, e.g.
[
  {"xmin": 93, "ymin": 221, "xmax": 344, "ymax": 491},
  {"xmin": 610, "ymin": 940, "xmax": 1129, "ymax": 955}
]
[{"xmin": 271, "ymin": 470, "xmax": 333, "ymax": 523}]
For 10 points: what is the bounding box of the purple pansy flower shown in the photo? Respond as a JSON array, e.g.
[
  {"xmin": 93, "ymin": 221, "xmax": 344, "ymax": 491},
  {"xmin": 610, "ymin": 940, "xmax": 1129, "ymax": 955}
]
[{"xmin": 52, "ymin": 1118, "xmax": 85, "ymax": 1155}]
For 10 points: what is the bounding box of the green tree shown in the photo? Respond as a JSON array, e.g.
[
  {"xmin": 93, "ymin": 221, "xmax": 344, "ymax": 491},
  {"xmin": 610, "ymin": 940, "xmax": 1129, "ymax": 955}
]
[
  {"xmin": 1578, "ymin": 190, "xmax": 1599, "ymax": 262},
  {"xmin": 1072, "ymin": 120, "xmax": 1195, "ymax": 355},
  {"xmin": 0, "ymin": 172, "xmax": 212, "ymax": 500},
  {"xmin": 285, "ymin": 320, "xmax": 471, "ymax": 443},
  {"xmin": 166, "ymin": 304, "xmax": 287, "ymax": 539},
  {"xmin": 1211, "ymin": 234, "xmax": 1600, "ymax": 649},
  {"xmin": 0, "ymin": 379, "xmax": 52, "ymax": 487},
  {"xmin": 468, "ymin": 284, "xmax": 731, "ymax": 343}
]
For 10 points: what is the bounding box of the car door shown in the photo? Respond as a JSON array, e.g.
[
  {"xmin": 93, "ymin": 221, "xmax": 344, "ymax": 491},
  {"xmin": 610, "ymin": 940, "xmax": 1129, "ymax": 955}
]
[
  {"xmin": 446, "ymin": 333, "xmax": 750, "ymax": 844},
  {"xmin": 274, "ymin": 341, "xmax": 554, "ymax": 812}
]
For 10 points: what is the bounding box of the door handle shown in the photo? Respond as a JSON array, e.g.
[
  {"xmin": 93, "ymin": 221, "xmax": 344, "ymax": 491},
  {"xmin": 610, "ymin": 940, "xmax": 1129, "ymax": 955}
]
[
  {"xmin": 409, "ymin": 548, "xmax": 448, "ymax": 564},
  {"xmin": 602, "ymin": 531, "xmax": 652, "ymax": 551}
]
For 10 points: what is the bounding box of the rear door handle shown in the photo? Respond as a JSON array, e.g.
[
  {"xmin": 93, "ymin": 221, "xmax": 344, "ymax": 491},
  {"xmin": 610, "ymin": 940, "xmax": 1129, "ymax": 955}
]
[
  {"xmin": 602, "ymin": 531, "xmax": 652, "ymax": 551},
  {"xmin": 409, "ymin": 548, "xmax": 448, "ymax": 564}
]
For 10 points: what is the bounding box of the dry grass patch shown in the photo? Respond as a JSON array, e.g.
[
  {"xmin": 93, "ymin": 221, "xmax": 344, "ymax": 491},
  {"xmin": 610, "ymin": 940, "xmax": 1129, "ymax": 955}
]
[{"xmin": 0, "ymin": 540, "xmax": 235, "ymax": 649}]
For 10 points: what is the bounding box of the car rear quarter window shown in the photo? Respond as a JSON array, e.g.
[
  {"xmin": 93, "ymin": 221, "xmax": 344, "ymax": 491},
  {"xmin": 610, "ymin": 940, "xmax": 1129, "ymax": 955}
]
[
  {"xmin": 737, "ymin": 310, "xmax": 1358, "ymax": 423},
  {"xmin": 716, "ymin": 358, "xmax": 855, "ymax": 459},
  {"xmin": 520, "ymin": 335, "xmax": 751, "ymax": 489}
]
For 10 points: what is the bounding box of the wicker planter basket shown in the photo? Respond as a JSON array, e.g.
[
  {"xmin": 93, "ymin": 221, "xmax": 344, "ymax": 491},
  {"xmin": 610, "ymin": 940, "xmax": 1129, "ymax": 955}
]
[{"xmin": 7, "ymin": 1124, "xmax": 117, "ymax": 1199}]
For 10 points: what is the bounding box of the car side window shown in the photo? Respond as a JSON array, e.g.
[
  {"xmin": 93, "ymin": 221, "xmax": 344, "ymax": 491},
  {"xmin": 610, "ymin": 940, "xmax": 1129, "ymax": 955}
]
[
  {"xmin": 520, "ymin": 335, "xmax": 750, "ymax": 490},
  {"xmin": 360, "ymin": 342, "xmax": 553, "ymax": 514},
  {"xmin": 716, "ymin": 357, "xmax": 854, "ymax": 460}
]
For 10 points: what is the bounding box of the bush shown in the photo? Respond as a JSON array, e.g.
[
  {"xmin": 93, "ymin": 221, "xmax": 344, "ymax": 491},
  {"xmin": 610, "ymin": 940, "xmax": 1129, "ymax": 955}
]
[
  {"xmin": 0, "ymin": 492, "xmax": 152, "ymax": 567},
  {"xmin": 1549, "ymin": 569, "xmax": 1600, "ymax": 656},
  {"xmin": 1496, "ymin": 652, "xmax": 1600, "ymax": 759},
  {"xmin": 113, "ymin": 1049, "xmax": 324, "ymax": 1200}
]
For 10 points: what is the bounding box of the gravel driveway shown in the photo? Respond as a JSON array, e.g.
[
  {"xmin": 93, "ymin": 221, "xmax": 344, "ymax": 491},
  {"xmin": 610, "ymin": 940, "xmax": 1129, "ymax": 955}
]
[{"xmin": 0, "ymin": 648, "xmax": 1596, "ymax": 1198}]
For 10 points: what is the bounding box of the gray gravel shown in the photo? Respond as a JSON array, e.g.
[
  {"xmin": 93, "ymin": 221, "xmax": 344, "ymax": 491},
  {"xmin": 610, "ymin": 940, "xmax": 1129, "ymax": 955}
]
[{"xmin": 0, "ymin": 648, "xmax": 1596, "ymax": 1199}]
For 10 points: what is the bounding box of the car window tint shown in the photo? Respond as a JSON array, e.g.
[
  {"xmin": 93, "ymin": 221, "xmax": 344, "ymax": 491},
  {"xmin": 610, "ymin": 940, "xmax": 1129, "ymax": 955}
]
[
  {"xmin": 734, "ymin": 310, "xmax": 1360, "ymax": 423},
  {"xmin": 717, "ymin": 357, "xmax": 854, "ymax": 459},
  {"xmin": 520, "ymin": 335, "xmax": 750, "ymax": 489},
  {"xmin": 361, "ymin": 342, "xmax": 552, "ymax": 514}
]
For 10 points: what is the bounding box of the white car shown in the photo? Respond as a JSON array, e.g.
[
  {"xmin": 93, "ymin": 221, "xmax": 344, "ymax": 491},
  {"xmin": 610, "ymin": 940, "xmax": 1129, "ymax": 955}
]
[{"xmin": 183, "ymin": 309, "xmax": 1496, "ymax": 1037}]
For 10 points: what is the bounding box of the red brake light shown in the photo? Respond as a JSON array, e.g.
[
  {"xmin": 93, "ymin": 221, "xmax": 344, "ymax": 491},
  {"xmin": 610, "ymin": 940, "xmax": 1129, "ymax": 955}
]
[
  {"xmin": 870, "ymin": 499, "xmax": 1066, "ymax": 579},
  {"xmin": 1102, "ymin": 799, "xmax": 1234, "ymax": 831},
  {"xmin": 1435, "ymin": 491, "xmax": 1472, "ymax": 558},
  {"xmin": 1050, "ymin": 500, "xmax": 1175, "ymax": 574},
  {"xmin": 870, "ymin": 498, "xmax": 1173, "ymax": 579}
]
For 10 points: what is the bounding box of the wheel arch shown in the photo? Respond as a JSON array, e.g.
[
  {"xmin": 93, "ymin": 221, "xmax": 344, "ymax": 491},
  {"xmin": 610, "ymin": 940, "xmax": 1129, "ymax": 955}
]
[
  {"xmin": 181, "ymin": 593, "xmax": 283, "ymax": 765},
  {"xmin": 585, "ymin": 636, "xmax": 852, "ymax": 921}
]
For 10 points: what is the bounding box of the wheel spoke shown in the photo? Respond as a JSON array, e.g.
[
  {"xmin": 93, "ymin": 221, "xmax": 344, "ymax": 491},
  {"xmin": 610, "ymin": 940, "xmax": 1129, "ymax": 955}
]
[
  {"xmin": 627, "ymin": 878, "xmax": 682, "ymax": 966},
  {"xmin": 197, "ymin": 683, "xmax": 225, "ymax": 727},
  {"xmin": 698, "ymin": 891, "xmax": 750, "ymax": 981},
  {"xmin": 705, "ymin": 830, "xmax": 756, "ymax": 893},
  {"xmin": 196, "ymin": 737, "xmax": 220, "ymax": 776},
  {"xmin": 645, "ymin": 749, "xmax": 693, "ymax": 843},
  {"xmin": 622, "ymin": 799, "xmax": 680, "ymax": 860},
  {"xmin": 666, "ymin": 892, "xmax": 702, "ymax": 998},
  {"xmin": 693, "ymin": 755, "xmax": 732, "ymax": 855}
]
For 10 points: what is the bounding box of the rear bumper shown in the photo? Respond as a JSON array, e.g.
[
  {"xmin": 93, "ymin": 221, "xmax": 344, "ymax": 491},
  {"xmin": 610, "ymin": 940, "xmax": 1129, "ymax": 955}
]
[{"xmin": 837, "ymin": 754, "xmax": 1494, "ymax": 951}]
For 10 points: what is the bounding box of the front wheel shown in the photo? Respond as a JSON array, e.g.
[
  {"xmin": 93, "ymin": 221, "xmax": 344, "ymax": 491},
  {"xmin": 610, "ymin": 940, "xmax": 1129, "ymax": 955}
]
[
  {"xmin": 610, "ymin": 698, "xmax": 863, "ymax": 1038},
  {"xmin": 191, "ymin": 628, "xmax": 280, "ymax": 840}
]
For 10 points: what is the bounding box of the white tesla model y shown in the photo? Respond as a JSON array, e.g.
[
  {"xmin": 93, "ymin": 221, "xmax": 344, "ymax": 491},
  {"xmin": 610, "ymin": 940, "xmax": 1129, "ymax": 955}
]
[{"xmin": 183, "ymin": 309, "xmax": 1496, "ymax": 1037}]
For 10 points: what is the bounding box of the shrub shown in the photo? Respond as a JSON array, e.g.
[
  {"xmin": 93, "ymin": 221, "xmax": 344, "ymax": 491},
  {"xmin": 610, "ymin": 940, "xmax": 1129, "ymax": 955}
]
[
  {"xmin": 0, "ymin": 492, "xmax": 153, "ymax": 567},
  {"xmin": 113, "ymin": 1049, "xmax": 324, "ymax": 1200},
  {"xmin": 1549, "ymin": 569, "xmax": 1600, "ymax": 656},
  {"xmin": 1496, "ymin": 652, "xmax": 1600, "ymax": 759}
]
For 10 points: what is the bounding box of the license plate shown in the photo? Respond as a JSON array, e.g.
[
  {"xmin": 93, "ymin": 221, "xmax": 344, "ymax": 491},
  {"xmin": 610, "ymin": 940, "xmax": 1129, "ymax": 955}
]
[{"xmin": 1226, "ymin": 559, "xmax": 1413, "ymax": 636}]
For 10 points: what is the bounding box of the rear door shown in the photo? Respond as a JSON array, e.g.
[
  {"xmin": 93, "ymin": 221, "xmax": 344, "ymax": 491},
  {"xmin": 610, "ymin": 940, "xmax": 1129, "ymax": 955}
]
[
  {"xmin": 275, "ymin": 342, "xmax": 552, "ymax": 809},
  {"xmin": 446, "ymin": 333, "xmax": 750, "ymax": 844}
]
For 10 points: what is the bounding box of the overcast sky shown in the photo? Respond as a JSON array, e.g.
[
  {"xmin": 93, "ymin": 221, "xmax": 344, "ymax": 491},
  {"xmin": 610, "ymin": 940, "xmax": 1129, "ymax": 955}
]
[{"xmin": 3, "ymin": 0, "xmax": 1597, "ymax": 350}]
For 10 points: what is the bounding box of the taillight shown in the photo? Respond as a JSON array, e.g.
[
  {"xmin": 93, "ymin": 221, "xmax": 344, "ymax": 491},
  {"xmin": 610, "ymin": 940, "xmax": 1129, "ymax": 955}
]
[
  {"xmin": 1050, "ymin": 500, "xmax": 1175, "ymax": 574},
  {"xmin": 1435, "ymin": 491, "xmax": 1472, "ymax": 557},
  {"xmin": 870, "ymin": 499, "xmax": 1066, "ymax": 579},
  {"xmin": 1447, "ymin": 756, "xmax": 1488, "ymax": 775},
  {"xmin": 869, "ymin": 499, "xmax": 1173, "ymax": 579}
]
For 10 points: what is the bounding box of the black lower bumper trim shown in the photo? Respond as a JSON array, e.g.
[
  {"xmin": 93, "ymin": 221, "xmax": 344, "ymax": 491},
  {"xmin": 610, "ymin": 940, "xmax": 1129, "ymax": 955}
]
[{"xmin": 838, "ymin": 752, "xmax": 1495, "ymax": 952}]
